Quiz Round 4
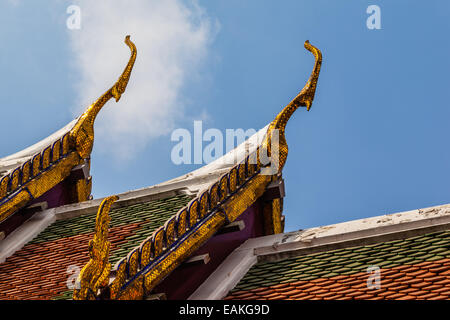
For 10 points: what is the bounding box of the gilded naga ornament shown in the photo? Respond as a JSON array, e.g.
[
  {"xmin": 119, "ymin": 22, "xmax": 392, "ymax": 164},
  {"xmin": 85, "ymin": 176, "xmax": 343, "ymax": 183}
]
[
  {"xmin": 263, "ymin": 40, "xmax": 322, "ymax": 172},
  {"xmin": 70, "ymin": 35, "xmax": 137, "ymax": 159},
  {"xmin": 73, "ymin": 195, "xmax": 118, "ymax": 300}
]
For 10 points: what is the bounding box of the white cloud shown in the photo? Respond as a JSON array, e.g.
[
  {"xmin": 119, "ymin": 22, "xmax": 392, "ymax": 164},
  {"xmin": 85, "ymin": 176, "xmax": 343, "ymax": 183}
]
[
  {"xmin": 68, "ymin": 0, "xmax": 216, "ymax": 159},
  {"xmin": 7, "ymin": 0, "xmax": 20, "ymax": 6}
]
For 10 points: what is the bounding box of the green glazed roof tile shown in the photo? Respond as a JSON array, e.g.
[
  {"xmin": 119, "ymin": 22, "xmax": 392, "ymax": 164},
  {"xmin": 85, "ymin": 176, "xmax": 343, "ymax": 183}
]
[
  {"xmin": 329, "ymin": 257, "xmax": 350, "ymax": 264},
  {"xmin": 230, "ymin": 230, "xmax": 450, "ymax": 293},
  {"xmin": 297, "ymin": 275, "xmax": 319, "ymax": 281},
  {"xmin": 432, "ymin": 239, "xmax": 450, "ymax": 247},
  {"xmin": 351, "ymin": 247, "xmax": 371, "ymax": 253},
  {"xmin": 411, "ymin": 253, "xmax": 436, "ymax": 261},
  {"xmin": 331, "ymin": 267, "xmax": 352, "ymax": 273},
  {"xmin": 393, "ymin": 256, "xmax": 415, "ymax": 264},
  {"xmin": 375, "ymin": 260, "xmax": 397, "ymax": 268},
  {"xmin": 421, "ymin": 237, "xmax": 442, "ymax": 244},
  {"xmin": 346, "ymin": 261, "xmax": 365, "ymax": 268},
  {"xmin": 313, "ymin": 260, "xmax": 334, "ymax": 267},
  {"xmin": 30, "ymin": 194, "xmax": 193, "ymax": 267},
  {"xmin": 427, "ymin": 255, "xmax": 445, "ymax": 261},
  {"xmin": 296, "ymin": 266, "xmax": 318, "ymax": 273},
  {"xmin": 319, "ymin": 272, "xmax": 339, "ymax": 278},
  {"xmin": 428, "ymin": 247, "xmax": 448, "ymax": 254}
]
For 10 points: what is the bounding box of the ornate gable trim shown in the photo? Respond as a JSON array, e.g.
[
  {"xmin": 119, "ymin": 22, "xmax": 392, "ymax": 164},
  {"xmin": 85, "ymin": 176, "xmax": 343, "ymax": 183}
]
[{"xmin": 0, "ymin": 36, "xmax": 136, "ymax": 225}]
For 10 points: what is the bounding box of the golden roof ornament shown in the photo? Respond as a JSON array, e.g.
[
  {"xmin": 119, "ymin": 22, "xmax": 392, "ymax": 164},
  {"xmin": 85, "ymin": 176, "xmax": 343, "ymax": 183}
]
[
  {"xmin": 73, "ymin": 195, "xmax": 118, "ymax": 300},
  {"xmin": 70, "ymin": 35, "xmax": 137, "ymax": 159},
  {"xmin": 263, "ymin": 40, "xmax": 322, "ymax": 172}
]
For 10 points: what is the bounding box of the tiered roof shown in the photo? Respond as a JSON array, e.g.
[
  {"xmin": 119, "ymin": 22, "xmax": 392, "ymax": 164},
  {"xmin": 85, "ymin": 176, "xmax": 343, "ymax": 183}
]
[
  {"xmin": 0, "ymin": 38, "xmax": 322, "ymax": 300},
  {"xmin": 0, "ymin": 193, "xmax": 192, "ymax": 299}
]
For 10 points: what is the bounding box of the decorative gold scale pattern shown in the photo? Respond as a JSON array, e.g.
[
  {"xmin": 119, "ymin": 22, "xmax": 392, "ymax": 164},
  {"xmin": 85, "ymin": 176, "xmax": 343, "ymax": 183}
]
[{"xmin": 73, "ymin": 196, "xmax": 118, "ymax": 300}]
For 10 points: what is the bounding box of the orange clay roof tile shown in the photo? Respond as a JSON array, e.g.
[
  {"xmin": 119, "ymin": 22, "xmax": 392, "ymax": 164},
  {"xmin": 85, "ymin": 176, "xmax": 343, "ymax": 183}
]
[
  {"xmin": 428, "ymin": 295, "xmax": 449, "ymax": 300},
  {"xmin": 0, "ymin": 194, "xmax": 194, "ymax": 300}
]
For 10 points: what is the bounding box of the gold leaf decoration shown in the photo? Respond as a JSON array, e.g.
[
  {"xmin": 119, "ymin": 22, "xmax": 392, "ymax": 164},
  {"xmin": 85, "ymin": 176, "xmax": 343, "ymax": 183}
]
[
  {"xmin": 70, "ymin": 35, "xmax": 137, "ymax": 159},
  {"xmin": 263, "ymin": 41, "xmax": 322, "ymax": 172},
  {"xmin": 73, "ymin": 195, "xmax": 118, "ymax": 300}
]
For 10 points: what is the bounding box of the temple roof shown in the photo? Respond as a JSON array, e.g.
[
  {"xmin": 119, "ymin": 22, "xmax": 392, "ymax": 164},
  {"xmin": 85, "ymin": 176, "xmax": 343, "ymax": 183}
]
[
  {"xmin": 225, "ymin": 230, "xmax": 450, "ymax": 300},
  {"xmin": 0, "ymin": 39, "xmax": 322, "ymax": 300},
  {"xmin": 0, "ymin": 116, "xmax": 277, "ymax": 300},
  {"xmin": 0, "ymin": 121, "xmax": 275, "ymax": 299},
  {"xmin": 190, "ymin": 203, "xmax": 450, "ymax": 300},
  {"xmin": 3, "ymin": 36, "xmax": 449, "ymax": 301},
  {"xmin": 0, "ymin": 192, "xmax": 193, "ymax": 299}
]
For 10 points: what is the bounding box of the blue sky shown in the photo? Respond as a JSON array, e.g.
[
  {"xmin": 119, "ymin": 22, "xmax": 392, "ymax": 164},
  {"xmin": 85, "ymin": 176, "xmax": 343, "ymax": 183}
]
[{"xmin": 1, "ymin": 1, "xmax": 449, "ymax": 231}]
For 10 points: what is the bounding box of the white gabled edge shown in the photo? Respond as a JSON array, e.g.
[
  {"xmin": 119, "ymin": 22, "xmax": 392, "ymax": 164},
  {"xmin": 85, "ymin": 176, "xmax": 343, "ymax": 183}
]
[
  {"xmin": 188, "ymin": 243, "xmax": 258, "ymax": 300},
  {"xmin": 161, "ymin": 125, "xmax": 268, "ymax": 187},
  {"xmin": 0, "ymin": 209, "xmax": 56, "ymax": 264},
  {"xmin": 0, "ymin": 118, "xmax": 79, "ymax": 176}
]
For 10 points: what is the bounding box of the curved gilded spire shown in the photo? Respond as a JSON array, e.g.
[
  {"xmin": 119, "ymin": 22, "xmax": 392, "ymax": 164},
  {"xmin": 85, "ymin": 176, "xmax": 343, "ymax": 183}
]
[
  {"xmin": 70, "ymin": 35, "xmax": 137, "ymax": 159},
  {"xmin": 263, "ymin": 40, "xmax": 322, "ymax": 171}
]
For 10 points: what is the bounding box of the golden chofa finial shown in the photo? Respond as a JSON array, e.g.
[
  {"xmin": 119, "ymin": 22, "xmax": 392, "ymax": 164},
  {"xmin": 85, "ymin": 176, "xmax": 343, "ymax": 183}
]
[
  {"xmin": 70, "ymin": 35, "xmax": 137, "ymax": 159},
  {"xmin": 263, "ymin": 40, "xmax": 322, "ymax": 171},
  {"xmin": 294, "ymin": 40, "xmax": 322, "ymax": 111},
  {"xmin": 272, "ymin": 40, "xmax": 322, "ymax": 128}
]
